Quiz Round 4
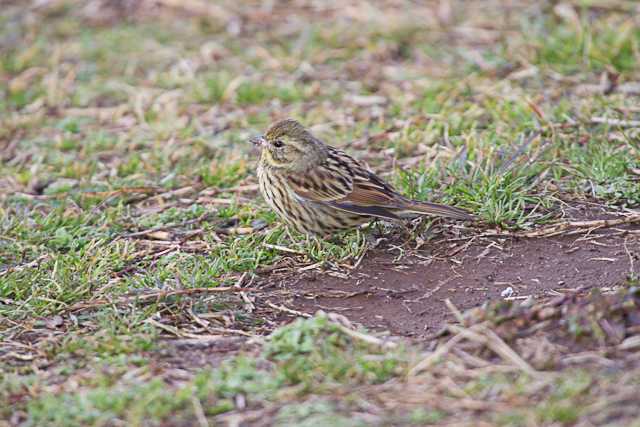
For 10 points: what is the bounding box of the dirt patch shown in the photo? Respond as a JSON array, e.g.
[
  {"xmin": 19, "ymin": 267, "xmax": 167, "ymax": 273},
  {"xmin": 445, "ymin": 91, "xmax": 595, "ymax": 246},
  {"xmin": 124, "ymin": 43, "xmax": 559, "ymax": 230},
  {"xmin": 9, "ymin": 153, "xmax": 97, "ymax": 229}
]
[{"xmin": 267, "ymin": 225, "xmax": 639, "ymax": 338}]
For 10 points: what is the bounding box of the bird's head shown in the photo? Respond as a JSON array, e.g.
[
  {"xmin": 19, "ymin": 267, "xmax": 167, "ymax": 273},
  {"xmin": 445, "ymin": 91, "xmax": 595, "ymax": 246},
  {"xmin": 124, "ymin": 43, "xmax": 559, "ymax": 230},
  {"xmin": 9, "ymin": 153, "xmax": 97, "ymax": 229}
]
[{"xmin": 250, "ymin": 119, "xmax": 326, "ymax": 171}]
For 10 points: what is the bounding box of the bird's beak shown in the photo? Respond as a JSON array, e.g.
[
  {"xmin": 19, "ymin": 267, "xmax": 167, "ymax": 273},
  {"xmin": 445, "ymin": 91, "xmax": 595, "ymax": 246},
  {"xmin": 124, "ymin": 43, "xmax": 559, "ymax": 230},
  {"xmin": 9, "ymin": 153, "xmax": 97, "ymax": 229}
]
[{"xmin": 250, "ymin": 135, "xmax": 266, "ymax": 147}]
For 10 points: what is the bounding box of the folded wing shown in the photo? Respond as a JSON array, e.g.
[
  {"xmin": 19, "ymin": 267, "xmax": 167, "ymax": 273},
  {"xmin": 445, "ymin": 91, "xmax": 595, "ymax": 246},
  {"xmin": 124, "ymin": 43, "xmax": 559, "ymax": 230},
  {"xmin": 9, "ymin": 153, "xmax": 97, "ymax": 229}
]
[{"xmin": 287, "ymin": 148, "xmax": 403, "ymax": 220}]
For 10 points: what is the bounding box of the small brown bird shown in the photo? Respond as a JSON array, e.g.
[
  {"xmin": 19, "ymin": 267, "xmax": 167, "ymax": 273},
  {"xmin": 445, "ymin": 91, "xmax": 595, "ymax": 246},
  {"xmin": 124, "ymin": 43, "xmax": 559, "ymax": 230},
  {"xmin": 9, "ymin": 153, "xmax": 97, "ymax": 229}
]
[{"xmin": 252, "ymin": 119, "xmax": 474, "ymax": 235}]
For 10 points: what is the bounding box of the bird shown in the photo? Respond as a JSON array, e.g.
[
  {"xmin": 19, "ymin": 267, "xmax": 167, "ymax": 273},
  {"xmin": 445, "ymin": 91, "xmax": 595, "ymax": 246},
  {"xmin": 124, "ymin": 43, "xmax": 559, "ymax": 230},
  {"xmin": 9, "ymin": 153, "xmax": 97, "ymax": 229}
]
[{"xmin": 251, "ymin": 119, "xmax": 474, "ymax": 236}]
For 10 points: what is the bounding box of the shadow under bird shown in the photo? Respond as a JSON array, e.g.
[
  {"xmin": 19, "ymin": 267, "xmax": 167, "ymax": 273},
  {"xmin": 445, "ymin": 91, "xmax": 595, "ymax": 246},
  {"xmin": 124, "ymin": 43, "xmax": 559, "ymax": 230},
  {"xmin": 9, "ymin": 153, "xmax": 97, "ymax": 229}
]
[{"xmin": 251, "ymin": 119, "xmax": 475, "ymax": 235}]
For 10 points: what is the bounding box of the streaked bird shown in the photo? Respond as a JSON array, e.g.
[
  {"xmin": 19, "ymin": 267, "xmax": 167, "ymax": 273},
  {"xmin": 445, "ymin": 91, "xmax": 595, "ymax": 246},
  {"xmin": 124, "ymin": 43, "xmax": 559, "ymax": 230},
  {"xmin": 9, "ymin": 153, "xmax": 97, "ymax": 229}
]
[{"xmin": 252, "ymin": 119, "xmax": 474, "ymax": 235}]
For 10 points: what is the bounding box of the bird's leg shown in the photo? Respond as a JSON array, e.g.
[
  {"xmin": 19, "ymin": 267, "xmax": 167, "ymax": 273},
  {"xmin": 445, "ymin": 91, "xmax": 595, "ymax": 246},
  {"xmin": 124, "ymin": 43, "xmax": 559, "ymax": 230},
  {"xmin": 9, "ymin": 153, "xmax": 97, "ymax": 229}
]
[
  {"xmin": 304, "ymin": 233, "xmax": 312, "ymax": 248},
  {"xmin": 363, "ymin": 220, "xmax": 384, "ymax": 246},
  {"xmin": 413, "ymin": 216, "xmax": 432, "ymax": 239},
  {"xmin": 399, "ymin": 220, "xmax": 415, "ymax": 242},
  {"xmin": 368, "ymin": 220, "xmax": 386, "ymax": 238},
  {"xmin": 374, "ymin": 218, "xmax": 412, "ymax": 241},
  {"xmin": 303, "ymin": 233, "xmax": 321, "ymax": 253}
]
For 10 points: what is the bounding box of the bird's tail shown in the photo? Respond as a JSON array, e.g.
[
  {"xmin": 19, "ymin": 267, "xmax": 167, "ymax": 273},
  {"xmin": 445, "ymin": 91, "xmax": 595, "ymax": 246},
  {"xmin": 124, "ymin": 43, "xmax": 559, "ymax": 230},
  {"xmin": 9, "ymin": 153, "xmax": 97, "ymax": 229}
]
[{"xmin": 401, "ymin": 200, "xmax": 475, "ymax": 221}]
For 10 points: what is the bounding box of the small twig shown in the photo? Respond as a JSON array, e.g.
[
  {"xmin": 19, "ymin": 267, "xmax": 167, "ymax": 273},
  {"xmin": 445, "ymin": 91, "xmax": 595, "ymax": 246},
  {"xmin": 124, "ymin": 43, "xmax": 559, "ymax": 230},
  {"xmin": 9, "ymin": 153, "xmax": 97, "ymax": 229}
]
[
  {"xmin": 445, "ymin": 298, "xmax": 465, "ymax": 325},
  {"xmin": 497, "ymin": 131, "xmax": 540, "ymax": 175},
  {"xmin": 156, "ymin": 0, "xmax": 232, "ymax": 21},
  {"xmin": 441, "ymin": 324, "xmax": 538, "ymax": 376},
  {"xmin": 324, "ymin": 312, "xmax": 397, "ymax": 349},
  {"xmin": 203, "ymin": 326, "xmax": 257, "ymax": 338},
  {"xmin": 191, "ymin": 394, "xmax": 210, "ymax": 427},
  {"xmin": 503, "ymin": 295, "xmax": 533, "ymax": 301},
  {"xmin": 406, "ymin": 277, "xmax": 453, "ymax": 303},
  {"xmin": 590, "ymin": 117, "xmax": 640, "ymax": 128},
  {"xmin": 262, "ymin": 243, "xmax": 305, "ymax": 255},
  {"xmin": 216, "ymin": 226, "xmax": 258, "ymax": 235},
  {"xmin": 480, "ymin": 214, "xmax": 640, "ymax": 239},
  {"xmin": 522, "ymin": 215, "xmax": 640, "ymax": 238},
  {"xmin": 148, "ymin": 185, "xmax": 197, "ymax": 202},
  {"xmin": 475, "ymin": 325, "xmax": 538, "ymax": 376},
  {"xmin": 297, "ymin": 261, "xmax": 324, "ymax": 272},
  {"xmin": 234, "ymin": 272, "xmax": 255, "ymax": 313},
  {"xmin": 122, "ymin": 212, "xmax": 213, "ymax": 238},
  {"xmin": 146, "ymin": 317, "xmax": 187, "ymax": 337},
  {"xmin": 65, "ymin": 287, "xmax": 256, "ymax": 312},
  {"xmin": 618, "ymin": 335, "xmax": 640, "ymax": 351},
  {"xmin": 409, "ymin": 332, "xmax": 468, "ymax": 375},
  {"xmin": 264, "ymin": 300, "xmax": 311, "ymax": 318},
  {"xmin": 187, "ymin": 308, "xmax": 213, "ymax": 330},
  {"xmin": 11, "ymin": 187, "xmax": 160, "ymax": 201},
  {"xmin": 202, "ymin": 183, "xmax": 259, "ymax": 195},
  {"xmin": 78, "ymin": 186, "xmax": 160, "ymax": 198},
  {"xmin": 623, "ymin": 238, "xmax": 636, "ymax": 279},
  {"xmin": 332, "ymin": 321, "xmax": 397, "ymax": 350},
  {"xmin": 0, "ymin": 253, "xmax": 50, "ymax": 277}
]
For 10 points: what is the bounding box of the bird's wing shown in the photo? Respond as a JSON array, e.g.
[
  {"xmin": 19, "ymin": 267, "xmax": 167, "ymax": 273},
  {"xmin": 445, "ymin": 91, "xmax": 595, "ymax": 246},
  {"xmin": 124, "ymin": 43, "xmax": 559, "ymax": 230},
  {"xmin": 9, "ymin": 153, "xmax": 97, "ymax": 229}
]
[
  {"xmin": 287, "ymin": 148, "xmax": 354, "ymax": 202},
  {"xmin": 287, "ymin": 148, "xmax": 403, "ymax": 219}
]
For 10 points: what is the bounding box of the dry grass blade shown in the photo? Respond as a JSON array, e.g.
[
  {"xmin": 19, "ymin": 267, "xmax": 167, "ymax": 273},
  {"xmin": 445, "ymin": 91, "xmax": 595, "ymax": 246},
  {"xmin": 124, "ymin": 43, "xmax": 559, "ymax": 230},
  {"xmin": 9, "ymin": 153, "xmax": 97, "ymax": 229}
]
[
  {"xmin": 234, "ymin": 272, "xmax": 256, "ymax": 313},
  {"xmin": 122, "ymin": 212, "xmax": 214, "ymax": 238},
  {"xmin": 264, "ymin": 300, "xmax": 312, "ymax": 318},
  {"xmin": 519, "ymin": 215, "xmax": 640, "ymax": 238},
  {"xmin": 154, "ymin": 0, "xmax": 232, "ymax": 21},
  {"xmin": 408, "ymin": 332, "xmax": 468, "ymax": 376},
  {"xmin": 590, "ymin": 117, "xmax": 640, "ymax": 128},
  {"xmin": 445, "ymin": 298, "xmax": 466, "ymax": 325},
  {"xmin": 496, "ymin": 131, "xmax": 541, "ymax": 174},
  {"xmin": 326, "ymin": 312, "xmax": 397, "ymax": 350},
  {"xmin": 0, "ymin": 254, "xmax": 50, "ymax": 277},
  {"xmin": 478, "ymin": 214, "xmax": 640, "ymax": 239},
  {"xmin": 470, "ymin": 325, "xmax": 538, "ymax": 376},
  {"xmin": 410, "ymin": 323, "xmax": 539, "ymax": 377},
  {"xmin": 262, "ymin": 243, "xmax": 306, "ymax": 255},
  {"xmin": 334, "ymin": 323, "xmax": 397, "ymax": 349},
  {"xmin": 65, "ymin": 287, "xmax": 257, "ymax": 312}
]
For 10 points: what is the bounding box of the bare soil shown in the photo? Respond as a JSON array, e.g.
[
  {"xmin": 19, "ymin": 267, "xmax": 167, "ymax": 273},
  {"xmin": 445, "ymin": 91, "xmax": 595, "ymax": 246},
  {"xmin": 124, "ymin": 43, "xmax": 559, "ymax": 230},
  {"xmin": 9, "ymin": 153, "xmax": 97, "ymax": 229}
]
[{"xmin": 265, "ymin": 218, "xmax": 639, "ymax": 338}]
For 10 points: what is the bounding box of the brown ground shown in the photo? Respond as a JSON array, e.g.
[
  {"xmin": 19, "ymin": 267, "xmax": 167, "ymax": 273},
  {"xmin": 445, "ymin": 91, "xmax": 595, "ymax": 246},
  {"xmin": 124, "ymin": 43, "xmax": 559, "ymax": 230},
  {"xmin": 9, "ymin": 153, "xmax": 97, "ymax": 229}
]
[{"xmin": 264, "ymin": 213, "xmax": 639, "ymax": 338}]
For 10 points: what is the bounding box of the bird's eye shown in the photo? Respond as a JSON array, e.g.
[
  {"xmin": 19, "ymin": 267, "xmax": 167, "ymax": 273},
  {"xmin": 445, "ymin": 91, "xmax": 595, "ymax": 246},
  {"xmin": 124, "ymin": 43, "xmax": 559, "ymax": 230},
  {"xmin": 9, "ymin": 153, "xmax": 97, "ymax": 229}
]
[{"xmin": 273, "ymin": 140, "xmax": 284, "ymax": 148}]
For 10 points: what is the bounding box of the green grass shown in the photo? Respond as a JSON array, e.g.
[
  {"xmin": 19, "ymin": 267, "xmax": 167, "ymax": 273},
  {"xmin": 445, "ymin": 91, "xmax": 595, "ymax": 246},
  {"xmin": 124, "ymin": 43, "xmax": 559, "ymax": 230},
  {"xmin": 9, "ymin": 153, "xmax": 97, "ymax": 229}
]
[
  {"xmin": 4, "ymin": 314, "xmax": 404, "ymax": 426},
  {"xmin": 0, "ymin": 202, "xmax": 368, "ymax": 319},
  {"xmin": 524, "ymin": 12, "xmax": 639, "ymax": 73},
  {"xmin": 5, "ymin": 306, "xmax": 639, "ymax": 426},
  {"xmin": 1, "ymin": 0, "xmax": 640, "ymax": 425}
]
